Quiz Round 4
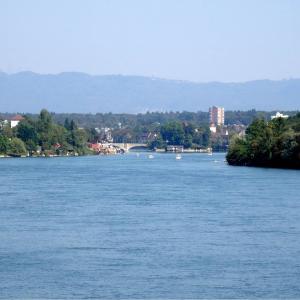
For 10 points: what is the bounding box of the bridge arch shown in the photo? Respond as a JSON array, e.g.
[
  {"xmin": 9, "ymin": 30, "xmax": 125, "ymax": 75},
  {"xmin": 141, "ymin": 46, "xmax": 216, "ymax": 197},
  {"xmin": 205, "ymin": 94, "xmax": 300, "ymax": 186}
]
[
  {"xmin": 111, "ymin": 143, "xmax": 148, "ymax": 152},
  {"xmin": 128, "ymin": 145, "xmax": 149, "ymax": 151}
]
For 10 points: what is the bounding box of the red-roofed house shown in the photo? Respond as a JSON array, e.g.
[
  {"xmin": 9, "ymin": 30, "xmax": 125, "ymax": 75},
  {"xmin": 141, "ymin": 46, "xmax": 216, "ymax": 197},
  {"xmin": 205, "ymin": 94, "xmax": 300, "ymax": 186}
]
[{"xmin": 11, "ymin": 115, "xmax": 24, "ymax": 128}]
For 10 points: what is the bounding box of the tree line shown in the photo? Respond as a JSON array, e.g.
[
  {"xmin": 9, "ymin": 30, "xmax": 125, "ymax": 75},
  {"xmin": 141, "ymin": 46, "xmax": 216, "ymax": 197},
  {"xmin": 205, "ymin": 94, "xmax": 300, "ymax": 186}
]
[
  {"xmin": 0, "ymin": 109, "xmax": 212, "ymax": 156},
  {"xmin": 226, "ymin": 113, "xmax": 300, "ymax": 169},
  {"xmin": 2, "ymin": 110, "xmax": 298, "ymax": 129},
  {"xmin": 0, "ymin": 110, "xmax": 91, "ymax": 156},
  {"xmin": 147, "ymin": 121, "xmax": 210, "ymax": 149}
]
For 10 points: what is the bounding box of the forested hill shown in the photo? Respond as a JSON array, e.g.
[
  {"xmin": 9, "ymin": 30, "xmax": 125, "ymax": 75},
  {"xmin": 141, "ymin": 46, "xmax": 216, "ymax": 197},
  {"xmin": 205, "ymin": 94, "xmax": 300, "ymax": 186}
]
[{"xmin": 0, "ymin": 72, "xmax": 300, "ymax": 113}]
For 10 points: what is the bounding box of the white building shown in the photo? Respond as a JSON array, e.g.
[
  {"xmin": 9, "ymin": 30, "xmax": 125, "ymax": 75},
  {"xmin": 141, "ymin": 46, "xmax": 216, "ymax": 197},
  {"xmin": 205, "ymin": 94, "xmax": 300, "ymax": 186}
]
[
  {"xmin": 271, "ymin": 112, "xmax": 289, "ymax": 120},
  {"xmin": 10, "ymin": 115, "xmax": 24, "ymax": 128},
  {"xmin": 209, "ymin": 125, "xmax": 217, "ymax": 133}
]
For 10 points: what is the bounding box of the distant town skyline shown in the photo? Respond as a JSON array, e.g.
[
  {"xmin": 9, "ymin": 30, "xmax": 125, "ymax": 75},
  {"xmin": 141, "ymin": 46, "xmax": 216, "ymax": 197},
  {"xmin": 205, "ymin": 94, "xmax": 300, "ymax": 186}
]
[{"xmin": 0, "ymin": 0, "xmax": 299, "ymax": 82}]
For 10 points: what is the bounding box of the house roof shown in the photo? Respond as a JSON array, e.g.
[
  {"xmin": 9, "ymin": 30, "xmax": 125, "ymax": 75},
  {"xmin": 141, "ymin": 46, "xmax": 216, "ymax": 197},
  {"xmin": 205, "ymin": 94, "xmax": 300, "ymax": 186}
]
[
  {"xmin": 88, "ymin": 143, "xmax": 103, "ymax": 150},
  {"xmin": 11, "ymin": 115, "xmax": 24, "ymax": 121}
]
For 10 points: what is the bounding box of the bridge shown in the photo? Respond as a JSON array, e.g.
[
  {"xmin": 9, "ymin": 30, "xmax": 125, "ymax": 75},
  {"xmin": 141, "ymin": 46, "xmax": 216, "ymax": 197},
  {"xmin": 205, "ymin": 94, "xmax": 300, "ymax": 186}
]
[{"xmin": 111, "ymin": 143, "xmax": 148, "ymax": 152}]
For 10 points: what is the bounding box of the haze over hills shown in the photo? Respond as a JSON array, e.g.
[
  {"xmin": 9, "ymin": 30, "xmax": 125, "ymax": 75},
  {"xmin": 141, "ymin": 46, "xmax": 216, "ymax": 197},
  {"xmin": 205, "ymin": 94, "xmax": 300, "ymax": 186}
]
[{"xmin": 0, "ymin": 71, "xmax": 299, "ymax": 113}]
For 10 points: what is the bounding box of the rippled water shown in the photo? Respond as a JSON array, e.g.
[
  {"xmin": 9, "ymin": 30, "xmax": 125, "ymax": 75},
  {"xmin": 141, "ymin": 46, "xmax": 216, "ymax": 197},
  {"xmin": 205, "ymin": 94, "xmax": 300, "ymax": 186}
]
[{"xmin": 0, "ymin": 153, "xmax": 299, "ymax": 299}]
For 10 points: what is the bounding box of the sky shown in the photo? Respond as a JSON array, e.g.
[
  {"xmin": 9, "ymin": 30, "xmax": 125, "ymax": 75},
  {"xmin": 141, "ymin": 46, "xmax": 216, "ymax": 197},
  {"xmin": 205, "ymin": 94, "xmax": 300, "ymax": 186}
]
[{"xmin": 0, "ymin": 0, "xmax": 299, "ymax": 82}]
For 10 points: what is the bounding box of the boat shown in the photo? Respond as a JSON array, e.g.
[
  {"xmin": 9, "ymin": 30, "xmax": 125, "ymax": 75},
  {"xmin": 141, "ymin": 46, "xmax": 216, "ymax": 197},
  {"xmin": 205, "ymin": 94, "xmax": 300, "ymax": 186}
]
[
  {"xmin": 208, "ymin": 152, "xmax": 213, "ymax": 156},
  {"xmin": 175, "ymin": 154, "xmax": 182, "ymax": 160},
  {"xmin": 148, "ymin": 154, "xmax": 154, "ymax": 159}
]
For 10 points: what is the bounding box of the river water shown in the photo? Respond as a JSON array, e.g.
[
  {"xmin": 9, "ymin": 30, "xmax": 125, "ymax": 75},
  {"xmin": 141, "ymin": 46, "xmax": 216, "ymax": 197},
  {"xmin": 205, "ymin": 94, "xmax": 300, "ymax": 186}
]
[{"xmin": 0, "ymin": 153, "xmax": 299, "ymax": 299}]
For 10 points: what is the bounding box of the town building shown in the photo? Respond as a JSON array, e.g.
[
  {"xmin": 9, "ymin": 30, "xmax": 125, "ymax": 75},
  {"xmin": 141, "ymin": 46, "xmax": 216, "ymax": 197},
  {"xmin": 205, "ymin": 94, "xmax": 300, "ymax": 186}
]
[
  {"xmin": 271, "ymin": 112, "xmax": 289, "ymax": 120},
  {"xmin": 209, "ymin": 106, "xmax": 225, "ymax": 126},
  {"xmin": 166, "ymin": 145, "xmax": 184, "ymax": 152},
  {"xmin": 10, "ymin": 115, "xmax": 24, "ymax": 128},
  {"xmin": 209, "ymin": 124, "xmax": 217, "ymax": 133},
  {"xmin": 229, "ymin": 124, "xmax": 246, "ymax": 137},
  {"xmin": 95, "ymin": 127, "xmax": 113, "ymax": 143}
]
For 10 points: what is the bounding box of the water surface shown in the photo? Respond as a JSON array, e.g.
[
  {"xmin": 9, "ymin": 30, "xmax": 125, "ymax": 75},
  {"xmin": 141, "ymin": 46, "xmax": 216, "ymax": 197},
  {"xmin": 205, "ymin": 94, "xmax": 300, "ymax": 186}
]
[{"xmin": 0, "ymin": 153, "xmax": 299, "ymax": 298}]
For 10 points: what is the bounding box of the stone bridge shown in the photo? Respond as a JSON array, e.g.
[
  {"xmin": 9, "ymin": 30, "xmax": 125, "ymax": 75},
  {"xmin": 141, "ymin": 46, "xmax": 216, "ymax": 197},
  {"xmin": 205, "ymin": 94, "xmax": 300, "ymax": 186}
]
[{"xmin": 111, "ymin": 143, "xmax": 148, "ymax": 152}]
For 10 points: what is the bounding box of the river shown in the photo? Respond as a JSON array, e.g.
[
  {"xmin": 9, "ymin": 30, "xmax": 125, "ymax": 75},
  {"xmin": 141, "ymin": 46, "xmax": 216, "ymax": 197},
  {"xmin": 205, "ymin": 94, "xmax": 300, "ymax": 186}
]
[{"xmin": 0, "ymin": 153, "xmax": 299, "ymax": 298}]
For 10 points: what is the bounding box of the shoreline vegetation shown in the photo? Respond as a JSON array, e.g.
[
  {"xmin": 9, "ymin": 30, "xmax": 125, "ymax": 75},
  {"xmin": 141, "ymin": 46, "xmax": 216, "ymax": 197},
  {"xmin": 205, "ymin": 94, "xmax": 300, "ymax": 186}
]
[
  {"xmin": 0, "ymin": 110, "xmax": 94, "ymax": 158},
  {"xmin": 226, "ymin": 113, "xmax": 300, "ymax": 169},
  {"xmin": 0, "ymin": 109, "xmax": 213, "ymax": 158},
  {"xmin": 1, "ymin": 109, "xmax": 299, "ymax": 169}
]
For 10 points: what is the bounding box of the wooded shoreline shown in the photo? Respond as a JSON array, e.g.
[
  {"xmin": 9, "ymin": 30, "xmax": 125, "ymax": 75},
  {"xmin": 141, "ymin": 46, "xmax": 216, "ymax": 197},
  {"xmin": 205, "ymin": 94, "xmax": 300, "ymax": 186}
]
[{"xmin": 226, "ymin": 114, "xmax": 300, "ymax": 169}]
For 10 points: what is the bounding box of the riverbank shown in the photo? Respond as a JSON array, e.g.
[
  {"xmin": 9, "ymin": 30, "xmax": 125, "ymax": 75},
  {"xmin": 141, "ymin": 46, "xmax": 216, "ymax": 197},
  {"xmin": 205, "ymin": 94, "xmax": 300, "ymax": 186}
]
[
  {"xmin": 228, "ymin": 160, "xmax": 300, "ymax": 170},
  {"xmin": 226, "ymin": 114, "xmax": 300, "ymax": 170},
  {"xmin": 155, "ymin": 147, "xmax": 212, "ymax": 153},
  {"xmin": 0, "ymin": 152, "xmax": 117, "ymax": 159}
]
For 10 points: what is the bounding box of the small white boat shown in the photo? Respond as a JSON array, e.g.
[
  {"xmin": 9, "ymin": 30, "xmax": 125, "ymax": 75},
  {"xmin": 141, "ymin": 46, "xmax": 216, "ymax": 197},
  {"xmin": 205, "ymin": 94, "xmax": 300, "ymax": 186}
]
[
  {"xmin": 175, "ymin": 154, "xmax": 182, "ymax": 160},
  {"xmin": 208, "ymin": 152, "xmax": 213, "ymax": 156},
  {"xmin": 148, "ymin": 154, "xmax": 154, "ymax": 159}
]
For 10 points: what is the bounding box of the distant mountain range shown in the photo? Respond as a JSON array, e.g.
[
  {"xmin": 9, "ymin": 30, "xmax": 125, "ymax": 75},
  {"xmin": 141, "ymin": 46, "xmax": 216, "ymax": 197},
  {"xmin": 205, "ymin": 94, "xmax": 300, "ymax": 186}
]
[{"xmin": 0, "ymin": 71, "xmax": 299, "ymax": 113}]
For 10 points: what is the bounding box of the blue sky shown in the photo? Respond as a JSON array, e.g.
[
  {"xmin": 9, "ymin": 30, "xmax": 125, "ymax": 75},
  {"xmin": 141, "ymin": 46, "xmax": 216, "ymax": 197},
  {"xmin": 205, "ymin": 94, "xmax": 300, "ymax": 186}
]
[{"xmin": 0, "ymin": 0, "xmax": 299, "ymax": 82}]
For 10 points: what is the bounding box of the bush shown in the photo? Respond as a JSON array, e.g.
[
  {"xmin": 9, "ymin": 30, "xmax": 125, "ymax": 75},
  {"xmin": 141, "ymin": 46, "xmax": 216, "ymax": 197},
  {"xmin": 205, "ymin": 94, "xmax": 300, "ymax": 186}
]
[{"xmin": 7, "ymin": 138, "xmax": 27, "ymax": 157}]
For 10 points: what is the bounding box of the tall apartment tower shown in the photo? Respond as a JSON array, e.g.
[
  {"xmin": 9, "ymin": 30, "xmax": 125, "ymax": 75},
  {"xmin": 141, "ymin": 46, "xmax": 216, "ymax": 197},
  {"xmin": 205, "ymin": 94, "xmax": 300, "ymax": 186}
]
[{"xmin": 209, "ymin": 106, "xmax": 224, "ymax": 126}]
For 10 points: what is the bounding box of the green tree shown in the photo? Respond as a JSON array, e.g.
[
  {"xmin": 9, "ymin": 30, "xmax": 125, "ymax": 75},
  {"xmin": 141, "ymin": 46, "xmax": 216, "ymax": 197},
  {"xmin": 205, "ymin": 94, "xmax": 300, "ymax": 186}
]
[
  {"xmin": 0, "ymin": 123, "xmax": 13, "ymax": 138},
  {"xmin": 7, "ymin": 138, "xmax": 27, "ymax": 157},
  {"xmin": 148, "ymin": 134, "xmax": 164, "ymax": 149},
  {"xmin": 245, "ymin": 119, "xmax": 273, "ymax": 162},
  {"xmin": 64, "ymin": 118, "xmax": 71, "ymax": 130},
  {"xmin": 49, "ymin": 124, "xmax": 67, "ymax": 146},
  {"xmin": 65, "ymin": 119, "xmax": 88, "ymax": 153},
  {"xmin": 184, "ymin": 134, "xmax": 193, "ymax": 148},
  {"xmin": 226, "ymin": 137, "xmax": 249, "ymax": 165},
  {"xmin": 227, "ymin": 115, "xmax": 300, "ymax": 168},
  {"xmin": 0, "ymin": 135, "xmax": 9, "ymax": 154},
  {"xmin": 160, "ymin": 121, "xmax": 185, "ymax": 145},
  {"xmin": 37, "ymin": 109, "xmax": 54, "ymax": 151},
  {"xmin": 16, "ymin": 118, "xmax": 38, "ymax": 153}
]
